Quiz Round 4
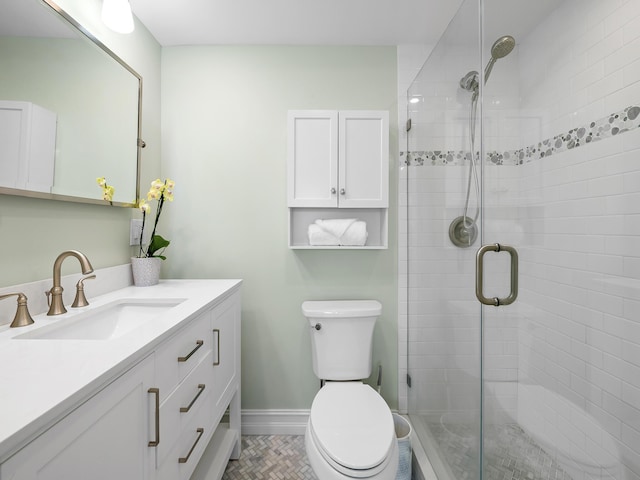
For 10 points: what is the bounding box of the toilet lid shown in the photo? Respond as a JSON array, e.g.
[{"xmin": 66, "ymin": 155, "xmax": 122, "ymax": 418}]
[{"xmin": 309, "ymin": 382, "xmax": 395, "ymax": 472}]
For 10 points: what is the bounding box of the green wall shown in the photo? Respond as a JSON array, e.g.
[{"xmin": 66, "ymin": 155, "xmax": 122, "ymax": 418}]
[{"xmin": 160, "ymin": 46, "xmax": 399, "ymax": 409}]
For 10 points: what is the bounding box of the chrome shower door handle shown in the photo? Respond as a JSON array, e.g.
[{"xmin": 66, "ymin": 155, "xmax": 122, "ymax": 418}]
[{"xmin": 475, "ymin": 243, "xmax": 518, "ymax": 306}]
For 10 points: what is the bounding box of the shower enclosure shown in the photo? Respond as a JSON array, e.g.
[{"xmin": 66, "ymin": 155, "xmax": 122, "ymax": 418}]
[{"xmin": 402, "ymin": 0, "xmax": 640, "ymax": 479}]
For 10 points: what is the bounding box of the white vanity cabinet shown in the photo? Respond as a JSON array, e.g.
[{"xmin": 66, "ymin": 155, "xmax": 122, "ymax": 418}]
[
  {"xmin": 0, "ymin": 282, "xmax": 242, "ymax": 480},
  {"xmin": 0, "ymin": 354, "xmax": 157, "ymax": 480},
  {"xmin": 287, "ymin": 110, "xmax": 389, "ymax": 249}
]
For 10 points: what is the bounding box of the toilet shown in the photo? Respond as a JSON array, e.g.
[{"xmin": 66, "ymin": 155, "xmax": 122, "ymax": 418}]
[{"xmin": 302, "ymin": 300, "xmax": 399, "ymax": 480}]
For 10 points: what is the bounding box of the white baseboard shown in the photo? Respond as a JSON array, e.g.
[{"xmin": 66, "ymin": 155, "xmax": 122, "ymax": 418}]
[
  {"xmin": 241, "ymin": 409, "xmax": 310, "ymax": 435},
  {"xmin": 239, "ymin": 408, "xmax": 403, "ymax": 436}
]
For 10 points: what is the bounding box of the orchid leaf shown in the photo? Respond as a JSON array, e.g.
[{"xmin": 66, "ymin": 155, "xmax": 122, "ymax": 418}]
[{"xmin": 147, "ymin": 234, "xmax": 170, "ymax": 259}]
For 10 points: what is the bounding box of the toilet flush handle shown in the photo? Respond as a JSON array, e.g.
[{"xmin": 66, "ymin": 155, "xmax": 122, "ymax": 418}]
[{"xmin": 312, "ymin": 323, "xmax": 322, "ymax": 331}]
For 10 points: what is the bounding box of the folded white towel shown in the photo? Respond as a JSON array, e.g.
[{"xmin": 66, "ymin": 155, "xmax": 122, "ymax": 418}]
[
  {"xmin": 340, "ymin": 220, "xmax": 368, "ymax": 246},
  {"xmin": 310, "ymin": 218, "xmax": 368, "ymax": 246},
  {"xmin": 308, "ymin": 224, "xmax": 340, "ymax": 246},
  {"xmin": 314, "ymin": 218, "xmax": 358, "ymax": 238}
]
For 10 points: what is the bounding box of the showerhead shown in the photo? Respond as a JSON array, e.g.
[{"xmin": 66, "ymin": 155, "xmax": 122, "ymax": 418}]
[
  {"xmin": 459, "ymin": 34, "xmax": 516, "ymax": 93},
  {"xmin": 484, "ymin": 35, "xmax": 515, "ymax": 82},
  {"xmin": 490, "ymin": 35, "xmax": 516, "ymax": 60}
]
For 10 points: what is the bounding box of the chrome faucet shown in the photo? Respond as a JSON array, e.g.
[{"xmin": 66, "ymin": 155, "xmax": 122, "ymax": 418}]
[{"xmin": 46, "ymin": 250, "xmax": 94, "ymax": 316}]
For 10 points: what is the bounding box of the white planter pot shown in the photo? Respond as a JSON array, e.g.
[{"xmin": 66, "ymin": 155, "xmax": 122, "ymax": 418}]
[{"xmin": 131, "ymin": 257, "xmax": 161, "ymax": 286}]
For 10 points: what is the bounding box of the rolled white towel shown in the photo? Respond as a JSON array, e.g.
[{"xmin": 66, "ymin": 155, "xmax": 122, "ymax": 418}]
[
  {"xmin": 308, "ymin": 224, "xmax": 340, "ymax": 246},
  {"xmin": 313, "ymin": 218, "xmax": 368, "ymax": 246},
  {"xmin": 314, "ymin": 218, "xmax": 357, "ymax": 239},
  {"xmin": 340, "ymin": 220, "xmax": 368, "ymax": 246}
]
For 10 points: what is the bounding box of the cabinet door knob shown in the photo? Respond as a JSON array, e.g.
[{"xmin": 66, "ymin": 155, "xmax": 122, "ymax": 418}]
[
  {"xmin": 330, "ymin": 187, "xmax": 336, "ymax": 194},
  {"xmin": 340, "ymin": 188, "xmax": 346, "ymax": 195}
]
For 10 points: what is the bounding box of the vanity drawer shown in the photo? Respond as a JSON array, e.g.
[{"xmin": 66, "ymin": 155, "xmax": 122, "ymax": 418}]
[
  {"xmin": 156, "ymin": 386, "xmax": 214, "ymax": 480},
  {"xmin": 157, "ymin": 350, "xmax": 213, "ymax": 464},
  {"xmin": 155, "ymin": 309, "xmax": 212, "ymax": 401}
]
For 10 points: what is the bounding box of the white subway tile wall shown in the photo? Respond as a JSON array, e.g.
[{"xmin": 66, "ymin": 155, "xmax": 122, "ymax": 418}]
[{"xmin": 399, "ymin": 0, "xmax": 640, "ymax": 478}]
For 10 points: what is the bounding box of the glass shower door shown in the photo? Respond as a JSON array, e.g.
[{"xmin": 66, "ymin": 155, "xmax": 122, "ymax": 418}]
[{"xmin": 480, "ymin": 0, "xmax": 640, "ymax": 478}]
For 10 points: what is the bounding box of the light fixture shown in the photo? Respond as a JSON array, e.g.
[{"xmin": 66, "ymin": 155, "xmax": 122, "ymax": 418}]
[{"xmin": 101, "ymin": 0, "xmax": 134, "ymax": 34}]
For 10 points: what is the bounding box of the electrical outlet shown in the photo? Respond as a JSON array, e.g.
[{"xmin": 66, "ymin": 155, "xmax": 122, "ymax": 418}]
[{"xmin": 130, "ymin": 219, "xmax": 143, "ymax": 246}]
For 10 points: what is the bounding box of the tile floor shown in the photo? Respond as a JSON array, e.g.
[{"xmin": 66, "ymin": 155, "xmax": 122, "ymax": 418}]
[
  {"xmin": 229, "ymin": 426, "xmax": 573, "ymax": 480},
  {"xmin": 222, "ymin": 435, "xmax": 318, "ymax": 480},
  {"xmin": 426, "ymin": 419, "xmax": 573, "ymax": 480}
]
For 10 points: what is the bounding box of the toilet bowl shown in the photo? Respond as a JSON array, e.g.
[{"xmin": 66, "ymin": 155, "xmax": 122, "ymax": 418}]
[
  {"xmin": 302, "ymin": 300, "xmax": 399, "ymax": 480},
  {"xmin": 305, "ymin": 382, "xmax": 399, "ymax": 480}
]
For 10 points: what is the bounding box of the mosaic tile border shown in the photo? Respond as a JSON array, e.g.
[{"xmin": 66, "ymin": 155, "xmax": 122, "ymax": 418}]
[{"xmin": 404, "ymin": 103, "xmax": 640, "ymax": 167}]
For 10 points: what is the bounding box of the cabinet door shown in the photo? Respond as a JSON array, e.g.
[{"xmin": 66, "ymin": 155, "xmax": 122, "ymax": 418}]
[
  {"xmin": 0, "ymin": 105, "xmax": 23, "ymax": 189},
  {"xmin": 338, "ymin": 111, "xmax": 389, "ymax": 208},
  {"xmin": 287, "ymin": 110, "xmax": 338, "ymax": 207},
  {"xmin": 0, "ymin": 101, "xmax": 56, "ymax": 193},
  {"xmin": 1, "ymin": 355, "xmax": 156, "ymax": 480},
  {"xmin": 210, "ymin": 292, "xmax": 241, "ymax": 418}
]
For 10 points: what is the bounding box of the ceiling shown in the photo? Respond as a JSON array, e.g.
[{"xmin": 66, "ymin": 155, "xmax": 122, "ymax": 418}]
[{"xmin": 129, "ymin": 0, "xmax": 465, "ymax": 47}]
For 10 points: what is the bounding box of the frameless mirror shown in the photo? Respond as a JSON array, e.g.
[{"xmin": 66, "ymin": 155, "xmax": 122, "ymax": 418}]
[{"xmin": 0, "ymin": 0, "xmax": 141, "ymax": 205}]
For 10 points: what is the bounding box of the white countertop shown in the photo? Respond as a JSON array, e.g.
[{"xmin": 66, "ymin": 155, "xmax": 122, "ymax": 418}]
[{"xmin": 0, "ymin": 278, "xmax": 242, "ymax": 463}]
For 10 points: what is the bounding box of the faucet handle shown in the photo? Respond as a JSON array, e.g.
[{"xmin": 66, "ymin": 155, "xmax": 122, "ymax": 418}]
[
  {"xmin": 0, "ymin": 292, "xmax": 35, "ymax": 328},
  {"xmin": 71, "ymin": 275, "xmax": 96, "ymax": 308}
]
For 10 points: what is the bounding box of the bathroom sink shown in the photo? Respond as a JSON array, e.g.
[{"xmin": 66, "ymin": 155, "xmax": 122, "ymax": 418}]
[{"xmin": 15, "ymin": 298, "xmax": 186, "ymax": 340}]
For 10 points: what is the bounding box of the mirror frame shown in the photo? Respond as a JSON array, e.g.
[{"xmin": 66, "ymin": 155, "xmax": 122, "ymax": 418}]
[{"xmin": 0, "ymin": 0, "xmax": 142, "ymax": 207}]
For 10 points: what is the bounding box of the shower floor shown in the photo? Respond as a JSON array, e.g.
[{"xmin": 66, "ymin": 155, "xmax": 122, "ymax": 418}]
[{"xmin": 424, "ymin": 417, "xmax": 573, "ymax": 480}]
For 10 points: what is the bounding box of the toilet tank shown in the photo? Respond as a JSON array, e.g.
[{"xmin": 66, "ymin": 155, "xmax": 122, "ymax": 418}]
[{"xmin": 302, "ymin": 300, "xmax": 382, "ymax": 381}]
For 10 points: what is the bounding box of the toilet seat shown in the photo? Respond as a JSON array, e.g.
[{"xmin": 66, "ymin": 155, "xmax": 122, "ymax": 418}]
[{"xmin": 309, "ymin": 382, "xmax": 395, "ymax": 477}]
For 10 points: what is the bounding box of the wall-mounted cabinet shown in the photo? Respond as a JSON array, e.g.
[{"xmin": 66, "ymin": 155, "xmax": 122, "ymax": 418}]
[
  {"xmin": 287, "ymin": 110, "xmax": 389, "ymax": 249},
  {"xmin": 0, "ymin": 101, "xmax": 57, "ymax": 193}
]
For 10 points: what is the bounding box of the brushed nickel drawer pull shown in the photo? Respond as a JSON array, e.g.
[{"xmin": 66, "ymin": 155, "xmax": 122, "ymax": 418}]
[
  {"xmin": 178, "ymin": 428, "xmax": 204, "ymax": 464},
  {"xmin": 148, "ymin": 388, "xmax": 160, "ymax": 447},
  {"xmin": 178, "ymin": 340, "xmax": 204, "ymax": 362},
  {"xmin": 180, "ymin": 384, "xmax": 206, "ymax": 413},
  {"xmin": 213, "ymin": 329, "xmax": 220, "ymax": 366}
]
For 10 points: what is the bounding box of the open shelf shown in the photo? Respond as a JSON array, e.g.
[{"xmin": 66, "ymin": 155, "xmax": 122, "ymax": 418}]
[{"xmin": 288, "ymin": 208, "xmax": 388, "ymax": 249}]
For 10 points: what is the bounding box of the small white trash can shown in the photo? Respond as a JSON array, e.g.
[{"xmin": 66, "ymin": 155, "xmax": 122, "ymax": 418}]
[{"xmin": 393, "ymin": 414, "xmax": 412, "ymax": 480}]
